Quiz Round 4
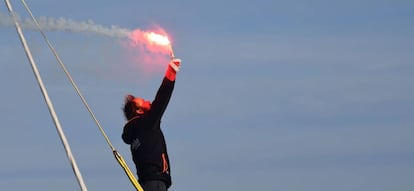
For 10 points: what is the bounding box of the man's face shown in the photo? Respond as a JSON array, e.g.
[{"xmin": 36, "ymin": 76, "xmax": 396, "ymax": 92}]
[{"xmin": 133, "ymin": 97, "xmax": 151, "ymax": 114}]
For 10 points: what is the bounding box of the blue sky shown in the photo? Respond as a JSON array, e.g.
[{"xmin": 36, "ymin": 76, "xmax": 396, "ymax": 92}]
[{"xmin": 1, "ymin": 0, "xmax": 413, "ymax": 190}]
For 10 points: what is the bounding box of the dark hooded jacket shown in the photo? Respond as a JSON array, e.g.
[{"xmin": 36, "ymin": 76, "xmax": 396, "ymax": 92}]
[{"xmin": 122, "ymin": 77, "xmax": 174, "ymax": 188}]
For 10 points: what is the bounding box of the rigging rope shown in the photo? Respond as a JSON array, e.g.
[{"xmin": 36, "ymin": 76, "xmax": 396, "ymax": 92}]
[
  {"xmin": 20, "ymin": 1, "xmax": 144, "ymax": 190},
  {"xmin": 4, "ymin": 0, "xmax": 88, "ymax": 190}
]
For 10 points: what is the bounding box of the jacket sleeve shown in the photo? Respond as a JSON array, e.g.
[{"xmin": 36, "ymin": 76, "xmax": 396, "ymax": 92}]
[
  {"xmin": 122, "ymin": 123, "xmax": 133, "ymax": 144},
  {"xmin": 147, "ymin": 77, "xmax": 175, "ymax": 125}
]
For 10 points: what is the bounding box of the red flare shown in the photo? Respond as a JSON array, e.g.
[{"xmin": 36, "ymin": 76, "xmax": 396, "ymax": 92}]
[
  {"xmin": 124, "ymin": 28, "xmax": 174, "ymax": 80},
  {"xmin": 128, "ymin": 29, "xmax": 173, "ymax": 56},
  {"xmin": 146, "ymin": 32, "xmax": 170, "ymax": 46}
]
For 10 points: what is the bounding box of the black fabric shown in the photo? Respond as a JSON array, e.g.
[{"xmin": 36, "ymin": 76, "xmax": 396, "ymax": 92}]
[
  {"xmin": 142, "ymin": 180, "xmax": 167, "ymax": 191},
  {"xmin": 122, "ymin": 77, "xmax": 174, "ymax": 188}
]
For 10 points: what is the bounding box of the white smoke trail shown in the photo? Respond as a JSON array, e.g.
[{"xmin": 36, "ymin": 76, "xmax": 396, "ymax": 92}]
[
  {"xmin": 1, "ymin": 12, "xmax": 172, "ymax": 82},
  {"xmin": 0, "ymin": 12, "xmax": 133, "ymax": 39}
]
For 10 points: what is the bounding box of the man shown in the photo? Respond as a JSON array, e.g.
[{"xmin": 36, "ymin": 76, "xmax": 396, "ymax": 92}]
[{"xmin": 122, "ymin": 58, "xmax": 181, "ymax": 191}]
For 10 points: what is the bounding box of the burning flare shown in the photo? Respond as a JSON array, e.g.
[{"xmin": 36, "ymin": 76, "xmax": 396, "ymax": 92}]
[
  {"xmin": 126, "ymin": 29, "xmax": 175, "ymax": 76},
  {"xmin": 129, "ymin": 29, "xmax": 174, "ymax": 57},
  {"xmin": 145, "ymin": 32, "xmax": 170, "ymax": 46}
]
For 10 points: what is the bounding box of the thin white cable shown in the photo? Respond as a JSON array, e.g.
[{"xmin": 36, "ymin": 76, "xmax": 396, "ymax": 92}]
[
  {"xmin": 4, "ymin": 0, "xmax": 88, "ymax": 190},
  {"xmin": 20, "ymin": 2, "xmax": 144, "ymax": 190},
  {"xmin": 20, "ymin": 0, "xmax": 116, "ymax": 151}
]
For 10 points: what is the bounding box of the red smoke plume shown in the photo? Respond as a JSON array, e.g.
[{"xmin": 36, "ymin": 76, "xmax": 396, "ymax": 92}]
[{"xmin": 124, "ymin": 28, "xmax": 173, "ymax": 79}]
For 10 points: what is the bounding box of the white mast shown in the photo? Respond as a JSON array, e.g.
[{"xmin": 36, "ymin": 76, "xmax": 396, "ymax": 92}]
[{"xmin": 4, "ymin": 0, "xmax": 88, "ymax": 190}]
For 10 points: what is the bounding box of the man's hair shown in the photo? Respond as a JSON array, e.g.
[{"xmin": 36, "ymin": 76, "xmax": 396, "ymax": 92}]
[{"xmin": 123, "ymin": 94, "xmax": 138, "ymax": 120}]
